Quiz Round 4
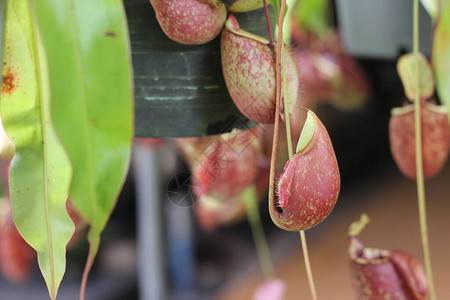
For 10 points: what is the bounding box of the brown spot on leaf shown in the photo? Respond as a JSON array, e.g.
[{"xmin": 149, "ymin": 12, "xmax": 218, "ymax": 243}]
[
  {"xmin": 105, "ymin": 31, "xmax": 116, "ymax": 38},
  {"xmin": 1, "ymin": 68, "xmax": 19, "ymax": 95}
]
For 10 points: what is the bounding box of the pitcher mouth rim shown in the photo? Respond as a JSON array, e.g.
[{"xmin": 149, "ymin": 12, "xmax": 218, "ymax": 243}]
[{"xmin": 352, "ymin": 247, "xmax": 390, "ymax": 265}]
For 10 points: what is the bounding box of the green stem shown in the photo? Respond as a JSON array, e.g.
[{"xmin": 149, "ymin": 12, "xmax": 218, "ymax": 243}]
[
  {"xmin": 413, "ymin": 0, "xmax": 436, "ymax": 299},
  {"xmin": 282, "ymin": 47, "xmax": 293, "ymax": 159},
  {"xmin": 243, "ymin": 185, "xmax": 276, "ymax": 278},
  {"xmin": 79, "ymin": 243, "xmax": 96, "ymax": 300}
]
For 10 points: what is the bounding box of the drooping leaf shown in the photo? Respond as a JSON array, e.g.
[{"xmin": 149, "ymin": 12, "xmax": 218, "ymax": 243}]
[
  {"xmin": 433, "ymin": 2, "xmax": 450, "ymax": 116},
  {"xmin": 397, "ymin": 53, "xmax": 435, "ymax": 101},
  {"xmin": 33, "ymin": 0, "xmax": 134, "ymax": 289},
  {"xmin": 0, "ymin": 1, "xmax": 74, "ymax": 299},
  {"xmin": 421, "ymin": 0, "xmax": 438, "ymax": 19}
]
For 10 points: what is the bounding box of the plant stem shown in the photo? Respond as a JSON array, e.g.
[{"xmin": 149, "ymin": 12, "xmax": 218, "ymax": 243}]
[
  {"xmin": 263, "ymin": 0, "xmax": 274, "ymax": 46},
  {"xmin": 268, "ymin": 0, "xmax": 287, "ymax": 216},
  {"xmin": 281, "ymin": 47, "xmax": 293, "ymax": 159},
  {"xmin": 267, "ymin": 0, "xmax": 284, "ymax": 240},
  {"xmin": 243, "ymin": 185, "xmax": 276, "ymax": 278},
  {"xmin": 267, "ymin": 86, "xmax": 281, "ymax": 241},
  {"xmin": 79, "ymin": 244, "xmax": 96, "ymax": 300},
  {"xmin": 413, "ymin": 0, "xmax": 436, "ymax": 299},
  {"xmin": 300, "ymin": 231, "xmax": 318, "ymax": 300},
  {"xmin": 276, "ymin": 1, "xmax": 318, "ymax": 299}
]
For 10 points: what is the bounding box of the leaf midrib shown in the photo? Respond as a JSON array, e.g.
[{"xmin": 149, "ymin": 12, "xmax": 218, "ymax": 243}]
[
  {"xmin": 34, "ymin": 29, "xmax": 57, "ymax": 300},
  {"xmin": 19, "ymin": 1, "xmax": 57, "ymax": 297}
]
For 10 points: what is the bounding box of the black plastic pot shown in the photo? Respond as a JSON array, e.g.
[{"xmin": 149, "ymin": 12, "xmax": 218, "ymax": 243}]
[{"xmin": 125, "ymin": 0, "xmax": 273, "ymax": 137}]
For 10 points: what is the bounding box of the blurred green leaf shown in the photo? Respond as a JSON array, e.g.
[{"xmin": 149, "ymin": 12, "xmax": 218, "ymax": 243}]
[
  {"xmin": 433, "ymin": 1, "xmax": 450, "ymax": 114},
  {"xmin": 242, "ymin": 184, "xmax": 275, "ymax": 278},
  {"xmin": 0, "ymin": 1, "xmax": 74, "ymax": 299},
  {"xmin": 33, "ymin": 0, "xmax": 134, "ymax": 289},
  {"xmin": 293, "ymin": 0, "xmax": 329, "ymax": 37},
  {"xmin": 397, "ymin": 53, "xmax": 435, "ymax": 101}
]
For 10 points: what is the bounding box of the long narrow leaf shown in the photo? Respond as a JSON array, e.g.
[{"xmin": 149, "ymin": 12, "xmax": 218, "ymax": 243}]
[
  {"xmin": 0, "ymin": 1, "xmax": 74, "ymax": 299},
  {"xmin": 0, "ymin": 0, "xmax": 7, "ymax": 79},
  {"xmin": 433, "ymin": 1, "xmax": 450, "ymax": 116},
  {"xmin": 33, "ymin": 0, "xmax": 134, "ymax": 293}
]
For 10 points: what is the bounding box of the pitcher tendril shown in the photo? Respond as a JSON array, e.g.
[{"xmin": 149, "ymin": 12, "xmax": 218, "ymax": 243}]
[
  {"xmin": 262, "ymin": 0, "xmax": 274, "ymax": 46},
  {"xmin": 268, "ymin": 1, "xmax": 320, "ymax": 299},
  {"xmin": 413, "ymin": 0, "xmax": 437, "ymax": 298}
]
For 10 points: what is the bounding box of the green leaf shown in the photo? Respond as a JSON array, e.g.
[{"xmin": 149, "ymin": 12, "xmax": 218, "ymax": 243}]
[
  {"xmin": 0, "ymin": 1, "xmax": 74, "ymax": 299},
  {"xmin": 293, "ymin": 0, "xmax": 329, "ymax": 37},
  {"xmin": 421, "ymin": 0, "xmax": 438, "ymax": 19},
  {"xmin": 397, "ymin": 53, "xmax": 435, "ymax": 101},
  {"xmin": 33, "ymin": 0, "xmax": 134, "ymax": 286},
  {"xmin": 0, "ymin": 0, "xmax": 7, "ymax": 79},
  {"xmin": 433, "ymin": 2, "xmax": 450, "ymax": 116},
  {"xmin": 282, "ymin": 0, "xmax": 295, "ymax": 42}
]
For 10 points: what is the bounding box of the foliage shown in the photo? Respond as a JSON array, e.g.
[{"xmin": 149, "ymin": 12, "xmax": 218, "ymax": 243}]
[
  {"xmin": 0, "ymin": 0, "xmax": 134, "ymax": 298},
  {"xmin": 433, "ymin": 0, "xmax": 450, "ymax": 117},
  {"xmin": 1, "ymin": 1, "xmax": 74, "ymax": 298}
]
